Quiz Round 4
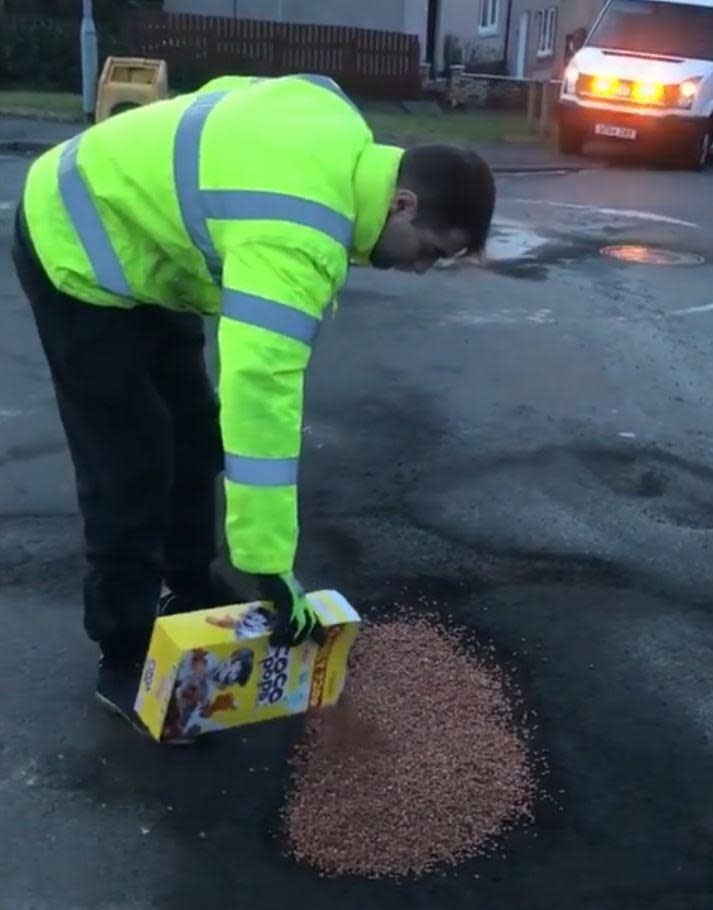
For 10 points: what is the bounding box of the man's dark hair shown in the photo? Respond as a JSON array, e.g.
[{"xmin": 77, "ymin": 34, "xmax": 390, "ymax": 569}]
[{"xmin": 397, "ymin": 144, "xmax": 495, "ymax": 255}]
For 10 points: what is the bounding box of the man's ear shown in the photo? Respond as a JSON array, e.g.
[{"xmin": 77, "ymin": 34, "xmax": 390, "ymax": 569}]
[{"xmin": 389, "ymin": 188, "xmax": 418, "ymax": 216}]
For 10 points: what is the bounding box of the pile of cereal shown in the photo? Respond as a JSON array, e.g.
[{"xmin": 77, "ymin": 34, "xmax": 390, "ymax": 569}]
[{"xmin": 282, "ymin": 615, "xmax": 536, "ymax": 878}]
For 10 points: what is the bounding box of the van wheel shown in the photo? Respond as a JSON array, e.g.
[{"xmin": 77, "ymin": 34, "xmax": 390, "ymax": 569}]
[
  {"xmin": 682, "ymin": 126, "xmax": 711, "ymax": 171},
  {"xmin": 558, "ymin": 124, "xmax": 584, "ymax": 156}
]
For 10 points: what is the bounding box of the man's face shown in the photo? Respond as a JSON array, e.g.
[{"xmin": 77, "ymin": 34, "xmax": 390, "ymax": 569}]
[{"xmin": 370, "ymin": 190, "xmax": 469, "ymax": 274}]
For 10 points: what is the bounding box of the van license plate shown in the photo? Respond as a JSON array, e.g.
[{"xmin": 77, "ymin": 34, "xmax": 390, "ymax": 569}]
[{"xmin": 595, "ymin": 124, "xmax": 637, "ymax": 140}]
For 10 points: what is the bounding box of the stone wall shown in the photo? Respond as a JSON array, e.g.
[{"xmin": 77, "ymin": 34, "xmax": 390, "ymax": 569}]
[{"xmin": 446, "ymin": 66, "xmax": 529, "ymax": 110}]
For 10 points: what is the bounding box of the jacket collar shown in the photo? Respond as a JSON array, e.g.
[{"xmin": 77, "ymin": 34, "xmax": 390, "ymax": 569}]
[{"xmin": 351, "ymin": 143, "xmax": 404, "ymax": 264}]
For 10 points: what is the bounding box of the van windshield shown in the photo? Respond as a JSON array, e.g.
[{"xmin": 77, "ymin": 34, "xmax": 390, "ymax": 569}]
[{"xmin": 589, "ymin": 0, "xmax": 713, "ymax": 60}]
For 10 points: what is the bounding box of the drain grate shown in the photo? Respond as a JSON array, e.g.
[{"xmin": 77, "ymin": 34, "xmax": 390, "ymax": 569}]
[{"xmin": 601, "ymin": 245, "xmax": 705, "ymax": 266}]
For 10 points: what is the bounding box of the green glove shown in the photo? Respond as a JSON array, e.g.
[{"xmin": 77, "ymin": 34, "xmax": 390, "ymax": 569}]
[{"xmin": 258, "ymin": 572, "xmax": 326, "ymax": 648}]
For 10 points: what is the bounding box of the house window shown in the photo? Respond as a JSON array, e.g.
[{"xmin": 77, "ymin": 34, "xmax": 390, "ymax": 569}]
[
  {"xmin": 478, "ymin": 0, "xmax": 501, "ymax": 36},
  {"xmin": 537, "ymin": 7, "xmax": 558, "ymax": 58}
]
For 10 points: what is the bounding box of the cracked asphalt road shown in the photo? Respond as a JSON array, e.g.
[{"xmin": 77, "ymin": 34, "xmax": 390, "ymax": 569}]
[{"xmin": 2, "ymin": 144, "xmax": 713, "ymax": 910}]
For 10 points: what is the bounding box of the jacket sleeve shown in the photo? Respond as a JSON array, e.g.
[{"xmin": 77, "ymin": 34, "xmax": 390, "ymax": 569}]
[{"xmin": 218, "ymin": 242, "xmax": 339, "ymax": 575}]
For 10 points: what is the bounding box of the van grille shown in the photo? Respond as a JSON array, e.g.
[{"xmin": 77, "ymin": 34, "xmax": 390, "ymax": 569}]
[{"xmin": 576, "ymin": 74, "xmax": 678, "ymax": 107}]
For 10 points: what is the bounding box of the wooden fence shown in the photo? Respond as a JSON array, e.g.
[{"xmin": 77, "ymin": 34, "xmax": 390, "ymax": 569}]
[{"xmin": 126, "ymin": 10, "xmax": 422, "ymax": 99}]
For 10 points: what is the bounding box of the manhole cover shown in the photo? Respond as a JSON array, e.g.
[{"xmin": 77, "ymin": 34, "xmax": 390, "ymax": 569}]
[{"xmin": 601, "ymin": 245, "xmax": 705, "ymax": 266}]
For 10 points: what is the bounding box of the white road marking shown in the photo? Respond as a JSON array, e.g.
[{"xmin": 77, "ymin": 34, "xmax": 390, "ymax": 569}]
[
  {"xmin": 0, "ymin": 201, "xmax": 12, "ymax": 210},
  {"xmin": 667, "ymin": 302, "xmax": 713, "ymax": 317},
  {"xmin": 618, "ymin": 432, "xmax": 637, "ymax": 439},
  {"xmin": 501, "ymin": 169, "xmax": 572, "ymax": 178},
  {"xmin": 528, "ymin": 307, "xmax": 554, "ymax": 324},
  {"xmin": 448, "ymin": 306, "xmax": 554, "ymax": 327},
  {"xmin": 0, "ymin": 408, "xmax": 22, "ymax": 418},
  {"xmin": 508, "ymin": 198, "xmax": 699, "ymax": 228}
]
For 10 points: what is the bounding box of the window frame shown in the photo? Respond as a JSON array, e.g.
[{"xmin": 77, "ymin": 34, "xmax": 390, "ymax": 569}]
[
  {"xmin": 537, "ymin": 6, "xmax": 558, "ymax": 58},
  {"xmin": 478, "ymin": 0, "xmax": 501, "ymax": 37}
]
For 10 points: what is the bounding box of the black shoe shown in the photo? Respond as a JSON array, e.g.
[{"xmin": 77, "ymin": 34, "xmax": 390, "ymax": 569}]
[
  {"xmin": 95, "ymin": 655, "xmax": 149, "ymax": 733},
  {"xmin": 95, "ymin": 655, "xmax": 195, "ymax": 746},
  {"xmin": 158, "ymin": 578, "xmax": 248, "ymax": 618},
  {"xmin": 157, "ymin": 591, "xmax": 196, "ymax": 618}
]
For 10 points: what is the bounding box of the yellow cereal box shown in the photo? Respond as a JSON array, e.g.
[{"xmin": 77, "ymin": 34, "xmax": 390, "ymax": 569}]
[{"xmin": 135, "ymin": 590, "xmax": 360, "ymax": 742}]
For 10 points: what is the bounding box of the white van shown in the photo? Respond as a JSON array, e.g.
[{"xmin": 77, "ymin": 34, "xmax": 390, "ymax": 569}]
[{"xmin": 557, "ymin": 0, "xmax": 713, "ymax": 168}]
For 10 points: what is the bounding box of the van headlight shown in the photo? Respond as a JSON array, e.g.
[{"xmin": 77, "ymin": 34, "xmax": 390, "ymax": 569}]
[
  {"xmin": 677, "ymin": 77, "xmax": 702, "ymax": 108},
  {"xmin": 564, "ymin": 64, "xmax": 579, "ymax": 95}
]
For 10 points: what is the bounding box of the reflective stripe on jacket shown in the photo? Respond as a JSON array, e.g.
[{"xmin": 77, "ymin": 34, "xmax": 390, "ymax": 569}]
[{"xmin": 23, "ymin": 74, "xmax": 403, "ymax": 574}]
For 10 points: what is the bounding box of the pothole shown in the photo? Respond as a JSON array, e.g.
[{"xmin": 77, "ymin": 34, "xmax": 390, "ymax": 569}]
[{"xmin": 601, "ymin": 245, "xmax": 705, "ymax": 266}]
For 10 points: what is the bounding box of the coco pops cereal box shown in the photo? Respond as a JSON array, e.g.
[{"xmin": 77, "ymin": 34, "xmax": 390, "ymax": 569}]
[{"xmin": 135, "ymin": 590, "xmax": 360, "ymax": 742}]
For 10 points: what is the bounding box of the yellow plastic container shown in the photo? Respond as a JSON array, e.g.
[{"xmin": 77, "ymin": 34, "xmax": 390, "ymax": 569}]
[
  {"xmin": 135, "ymin": 590, "xmax": 360, "ymax": 742},
  {"xmin": 95, "ymin": 56, "xmax": 169, "ymax": 123}
]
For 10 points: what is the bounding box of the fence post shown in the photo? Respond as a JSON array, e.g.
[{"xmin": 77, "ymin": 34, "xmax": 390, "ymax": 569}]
[
  {"xmin": 206, "ymin": 15, "xmax": 218, "ymax": 76},
  {"xmin": 447, "ymin": 63, "xmax": 465, "ymax": 108},
  {"xmin": 539, "ymin": 79, "xmax": 552, "ymax": 136},
  {"xmin": 122, "ymin": 8, "xmax": 136, "ymax": 57},
  {"xmin": 347, "ymin": 29, "xmax": 358, "ymax": 87},
  {"xmin": 272, "ymin": 23, "xmax": 285, "ymax": 73},
  {"xmin": 538, "ymin": 79, "xmax": 561, "ymax": 137},
  {"xmin": 538, "ymin": 80, "xmax": 549, "ymax": 136},
  {"xmin": 550, "ymin": 79, "xmax": 562, "ymax": 136},
  {"xmin": 526, "ymin": 80, "xmax": 538, "ymax": 133}
]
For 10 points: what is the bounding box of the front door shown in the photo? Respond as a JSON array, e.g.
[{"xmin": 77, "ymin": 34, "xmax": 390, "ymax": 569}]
[{"xmin": 515, "ymin": 11, "xmax": 529, "ymax": 78}]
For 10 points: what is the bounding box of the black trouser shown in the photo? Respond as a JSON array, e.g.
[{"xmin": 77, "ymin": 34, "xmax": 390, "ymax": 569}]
[{"xmin": 12, "ymin": 204, "xmax": 223, "ymax": 659}]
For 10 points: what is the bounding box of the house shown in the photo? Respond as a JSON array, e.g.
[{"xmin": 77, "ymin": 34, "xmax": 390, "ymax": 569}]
[
  {"xmin": 161, "ymin": 0, "xmax": 608, "ymax": 80},
  {"xmin": 162, "ymin": 0, "xmax": 507, "ymax": 75},
  {"xmin": 162, "ymin": 0, "xmax": 426, "ymax": 36},
  {"xmin": 430, "ymin": 0, "xmax": 510, "ymax": 73},
  {"xmin": 505, "ymin": 0, "xmax": 607, "ymax": 79}
]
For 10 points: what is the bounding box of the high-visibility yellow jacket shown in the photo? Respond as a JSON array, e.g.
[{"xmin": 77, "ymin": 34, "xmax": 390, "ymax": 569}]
[{"xmin": 23, "ymin": 74, "xmax": 403, "ymax": 574}]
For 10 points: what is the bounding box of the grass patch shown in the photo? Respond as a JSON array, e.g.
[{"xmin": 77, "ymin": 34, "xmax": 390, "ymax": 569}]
[
  {"xmin": 0, "ymin": 91, "xmax": 529, "ymax": 146},
  {"xmin": 0, "ymin": 91, "xmax": 83, "ymax": 117},
  {"xmin": 364, "ymin": 110, "xmax": 529, "ymax": 146}
]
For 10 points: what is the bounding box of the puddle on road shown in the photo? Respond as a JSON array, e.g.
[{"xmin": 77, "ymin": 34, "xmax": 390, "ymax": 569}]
[
  {"xmin": 486, "ymin": 221, "xmax": 549, "ymax": 262},
  {"xmin": 435, "ymin": 220, "xmax": 613, "ymax": 281},
  {"xmin": 438, "ymin": 219, "xmax": 709, "ymax": 281}
]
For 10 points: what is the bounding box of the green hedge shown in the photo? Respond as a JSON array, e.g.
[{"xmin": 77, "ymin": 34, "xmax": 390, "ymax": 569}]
[
  {"xmin": 0, "ymin": 14, "xmax": 129, "ymax": 91},
  {"xmin": 4, "ymin": 0, "xmax": 160, "ymax": 19}
]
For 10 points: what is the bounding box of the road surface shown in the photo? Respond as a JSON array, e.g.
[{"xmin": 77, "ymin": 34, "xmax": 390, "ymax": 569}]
[{"xmin": 1, "ymin": 143, "xmax": 712, "ymax": 910}]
